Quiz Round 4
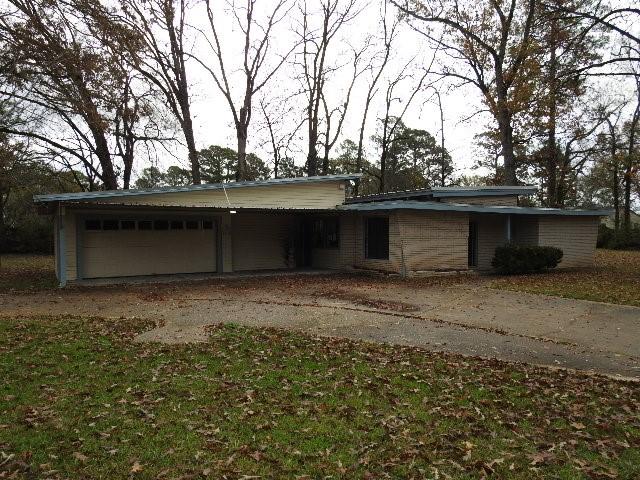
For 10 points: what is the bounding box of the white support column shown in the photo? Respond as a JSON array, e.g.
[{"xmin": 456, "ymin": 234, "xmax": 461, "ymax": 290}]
[
  {"xmin": 58, "ymin": 204, "xmax": 67, "ymax": 287},
  {"xmin": 220, "ymin": 213, "xmax": 233, "ymax": 273}
]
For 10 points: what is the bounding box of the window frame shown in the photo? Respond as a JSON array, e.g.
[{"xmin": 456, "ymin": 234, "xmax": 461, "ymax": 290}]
[
  {"xmin": 364, "ymin": 216, "xmax": 389, "ymax": 260},
  {"xmin": 312, "ymin": 217, "xmax": 340, "ymax": 249}
]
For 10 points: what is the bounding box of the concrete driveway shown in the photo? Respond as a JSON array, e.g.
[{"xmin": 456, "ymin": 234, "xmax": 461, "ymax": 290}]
[{"xmin": 1, "ymin": 273, "xmax": 639, "ymax": 378}]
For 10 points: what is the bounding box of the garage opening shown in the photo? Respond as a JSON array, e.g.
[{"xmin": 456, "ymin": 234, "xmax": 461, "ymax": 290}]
[{"xmin": 79, "ymin": 216, "xmax": 218, "ymax": 279}]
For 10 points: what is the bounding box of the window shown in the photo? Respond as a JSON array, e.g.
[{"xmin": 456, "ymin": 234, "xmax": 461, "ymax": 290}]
[
  {"xmin": 121, "ymin": 220, "xmax": 136, "ymax": 230},
  {"xmin": 154, "ymin": 220, "xmax": 169, "ymax": 230},
  {"xmin": 185, "ymin": 220, "xmax": 199, "ymax": 230},
  {"xmin": 138, "ymin": 220, "xmax": 152, "ymax": 231},
  {"xmin": 170, "ymin": 220, "xmax": 184, "ymax": 230},
  {"xmin": 202, "ymin": 220, "xmax": 214, "ymax": 230},
  {"xmin": 312, "ymin": 218, "xmax": 339, "ymax": 249},
  {"xmin": 85, "ymin": 220, "xmax": 101, "ymax": 230},
  {"xmin": 102, "ymin": 219, "xmax": 119, "ymax": 230},
  {"xmin": 365, "ymin": 217, "xmax": 389, "ymax": 260}
]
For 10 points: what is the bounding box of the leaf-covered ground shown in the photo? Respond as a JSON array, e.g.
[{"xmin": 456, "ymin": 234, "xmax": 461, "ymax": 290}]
[
  {"xmin": 0, "ymin": 255, "xmax": 57, "ymax": 293},
  {"xmin": 490, "ymin": 249, "xmax": 640, "ymax": 307},
  {"xmin": 1, "ymin": 316, "xmax": 638, "ymax": 479}
]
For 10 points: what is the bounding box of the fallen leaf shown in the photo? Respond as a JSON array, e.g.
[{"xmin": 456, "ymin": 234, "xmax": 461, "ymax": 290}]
[{"xmin": 130, "ymin": 461, "xmax": 143, "ymax": 474}]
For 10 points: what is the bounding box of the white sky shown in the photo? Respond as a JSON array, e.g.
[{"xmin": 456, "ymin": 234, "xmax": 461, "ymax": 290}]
[
  {"xmin": 145, "ymin": 0, "xmax": 486, "ymax": 180},
  {"xmin": 144, "ymin": 0, "xmax": 636, "ymax": 183}
]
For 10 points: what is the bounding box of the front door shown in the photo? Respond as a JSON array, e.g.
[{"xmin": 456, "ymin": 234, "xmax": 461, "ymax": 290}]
[{"xmin": 295, "ymin": 219, "xmax": 313, "ymax": 268}]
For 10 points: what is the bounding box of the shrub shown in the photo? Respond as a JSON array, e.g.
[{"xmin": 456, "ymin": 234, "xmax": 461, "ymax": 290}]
[
  {"xmin": 597, "ymin": 223, "xmax": 640, "ymax": 250},
  {"xmin": 597, "ymin": 224, "xmax": 614, "ymax": 248},
  {"xmin": 492, "ymin": 245, "xmax": 563, "ymax": 274}
]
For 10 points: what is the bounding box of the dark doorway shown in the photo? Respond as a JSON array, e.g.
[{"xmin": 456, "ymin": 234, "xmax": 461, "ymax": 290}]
[
  {"xmin": 468, "ymin": 221, "xmax": 478, "ymax": 268},
  {"xmin": 296, "ymin": 218, "xmax": 313, "ymax": 268}
]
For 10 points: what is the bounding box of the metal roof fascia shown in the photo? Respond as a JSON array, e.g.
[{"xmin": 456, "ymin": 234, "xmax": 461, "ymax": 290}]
[
  {"xmin": 431, "ymin": 187, "xmax": 537, "ymax": 197},
  {"xmin": 338, "ymin": 201, "xmax": 611, "ymax": 216}
]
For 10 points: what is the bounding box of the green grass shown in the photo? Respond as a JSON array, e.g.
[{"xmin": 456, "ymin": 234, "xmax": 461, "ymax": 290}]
[
  {"xmin": 1, "ymin": 316, "xmax": 638, "ymax": 479},
  {"xmin": 491, "ymin": 249, "xmax": 640, "ymax": 306},
  {"xmin": 0, "ymin": 254, "xmax": 57, "ymax": 292}
]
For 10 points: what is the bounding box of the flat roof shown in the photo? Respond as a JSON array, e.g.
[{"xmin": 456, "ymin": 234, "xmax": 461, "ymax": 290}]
[
  {"xmin": 347, "ymin": 185, "xmax": 537, "ymax": 203},
  {"xmin": 34, "ymin": 174, "xmax": 361, "ymax": 203},
  {"xmin": 338, "ymin": 200, "xmax": 611, "ymax": 216}
]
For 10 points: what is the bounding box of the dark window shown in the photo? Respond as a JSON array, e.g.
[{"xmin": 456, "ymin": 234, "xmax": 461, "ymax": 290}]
[
  {"xmin": 154, "ymin": 220, "xmax": 169, "ymax": 230},
  {"xmin": 170, "ymin": 220, "xmax": 184, "ymax": 230},
  {"xmin": 85, "ymin": 220, "xmax": 101, "ymax": 230},
  {"xmin": 121, "ymin": 220, "xmax": 136, "ymax": 230},
  {"xmin": 202, "ymin": 220, "xmax": 214, "ymax": 230},
  {"xmin": 102, "ymin": 219, "xmax": 119, "ymax": 230},
  {"xmin": 185, "ymin": 220, "xmax": 199, "ymax": 230},
  {"xmin": 138, "ymin": 220, "xmax": 152, "ymax": 230},
  {"xmin": 365, "ymin": 217, "xmax": 389, "ymax": 260},
  {"xmin": 312, "ymin": 218, "xmax": 339, "ymax": 248}
]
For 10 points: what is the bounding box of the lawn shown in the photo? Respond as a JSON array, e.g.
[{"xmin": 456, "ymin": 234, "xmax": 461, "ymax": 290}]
[
  {"xmin": 1, "ymin": 315, "xmax": 639, "ymax": 479},
  {"xmin": 491, "ymin": 249, "xmax": 640, "ymax": 307},
  {"xmin": 0, "ymin": 254, "xmax": 57, "ymax": 292}
]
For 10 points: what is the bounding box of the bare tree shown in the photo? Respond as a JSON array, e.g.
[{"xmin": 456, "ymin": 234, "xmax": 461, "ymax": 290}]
[
  {"xmin": 376, "ymin": 63, "xmax": 432, "ymax": 192},
  {"xmin": 319, "ymin": 45, "xmax": 367, "ymax": 174},
  {"xmin": 392, "ymin": 0, "xmax": 538, "ymax": 186},
  {"xmin": 353, "ymin": 6, "xmax": 398, "ymax": 194},
  {"xmin": 119, "ymin": 0, "xmax": 202, "ymax": 184},
  {"xmin": 295, "ymin": 0, "xmax": 359, "ymax": 176},
  {"xmin": 199, "ymin": 0, "xmax": 294, "ymax": 181},
  {"xmin": 259, "ymin": 97, "xmax": 303, "ymax": 178}
]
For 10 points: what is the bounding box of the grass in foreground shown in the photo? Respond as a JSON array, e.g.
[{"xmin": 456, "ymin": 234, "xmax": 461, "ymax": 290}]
[
  {"xmin": 1, "ymin": 316, "xmax": 638, "ymax": 479},
  {"xmin": 0, "ymin": 254, "xmax": 57, "ymax": 292},
  {"xmin": 491, "ymin": 249, "xmax": 640, "ymax": 306}
]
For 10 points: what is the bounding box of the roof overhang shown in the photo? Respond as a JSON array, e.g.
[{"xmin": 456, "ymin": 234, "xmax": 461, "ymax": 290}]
[
  {"xmin": 34, "ymin": 174, "xmax": 361, "ymax": 204},
  {"xmin": 338, "ymin": 200, "xmax": 612, "ymax": 217},
  {"xmin": 37, "ymin": 201, "xmax": 340, "ymax": 215}
]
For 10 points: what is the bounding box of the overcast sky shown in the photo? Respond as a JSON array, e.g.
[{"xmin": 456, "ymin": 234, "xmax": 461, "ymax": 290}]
[{"xmin": 148, "ymin": 0, "xmax": 636, "ymax": 182}]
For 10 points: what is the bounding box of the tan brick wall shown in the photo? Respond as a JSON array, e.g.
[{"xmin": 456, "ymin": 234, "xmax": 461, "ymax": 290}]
[
  {"xmin": 512, "ymin": 216, "xmax": 538, "ymax": 246},
  {"xmin": 231, "ymin": 213, "xmax": 293, "ymax": 271},
  {"xmin": 472, "ymin": 214, "xmax": 508, "ymax": 270},
  {"xmin": 537, "ymin": 216, "xmax": 599, "ymax": 268},
  {"xmin": 330, "ymin": 211, "xmax": 468, "ymax": 274},
  {"xmin": 397, "ymin": 211, "xmax": 469, "ymax": 272}
]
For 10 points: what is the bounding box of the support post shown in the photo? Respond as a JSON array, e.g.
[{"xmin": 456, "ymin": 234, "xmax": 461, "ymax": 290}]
[
  {"xmin": 506, "ymin": 214, "xmax": 512, "ymax": 244},
  {"xmin": 58, "ymin": 204, "xmax": 67, "ymax": 287}
]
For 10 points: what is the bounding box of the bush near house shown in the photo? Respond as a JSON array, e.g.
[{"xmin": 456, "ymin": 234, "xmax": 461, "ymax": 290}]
[{"xmin": 492, "ymin": 245, "xmax": 563, "ymax": 274}]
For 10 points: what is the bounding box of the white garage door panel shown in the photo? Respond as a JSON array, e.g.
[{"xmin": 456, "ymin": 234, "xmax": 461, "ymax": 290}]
[{"xmin": 81, "ymin": 226, "xmax": 216, "ymax": 278}]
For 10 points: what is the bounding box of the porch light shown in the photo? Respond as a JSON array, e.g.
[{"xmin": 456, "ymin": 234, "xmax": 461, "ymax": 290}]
[{"xmin": 230, "ymin": 210, "xmax": 237, "ymax": 214}]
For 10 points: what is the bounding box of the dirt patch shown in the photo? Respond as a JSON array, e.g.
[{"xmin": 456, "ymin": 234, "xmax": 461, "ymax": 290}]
[{"xmin": 314, "ymin": 288, "xmax": 420, "ymax": 312}]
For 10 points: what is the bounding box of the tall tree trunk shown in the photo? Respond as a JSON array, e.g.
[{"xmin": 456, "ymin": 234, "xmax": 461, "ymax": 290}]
[
  {"xmin": 625, "ymin": 103, "xmax": 639, "ymax": 230},
  {"xmin": 180, "ymin": 101, "xmax": 201, "ymax": 185},
  {"xmin": 379, "ymin": 146, "xmax": 387, "ymax": 193},
  {"xmin": 236, "ymin": 123, "xmax": 248, "ymax": 182},
  {"xmin": 91, "ymin": 128, "xmax": 118, "ymax": 190},
  {"xmin": 235, "ymin": 100, "xmax": 250, "ymax": 181},
  {"xmin": 495, "ymin": 79, "xmax": 517, "ymax": 185},
  {"xmin": 546, "ymin": 17, "xmax": 559, "ymax": 206},
  {"xmin": 307, "ymin": 103, "xmax": 319, "ymax": 176}
]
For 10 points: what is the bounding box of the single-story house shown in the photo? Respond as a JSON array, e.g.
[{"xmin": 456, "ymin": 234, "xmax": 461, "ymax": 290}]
[{"xmin": 34, "ymin": 174, "xmax": 609, "ymax": 286}]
